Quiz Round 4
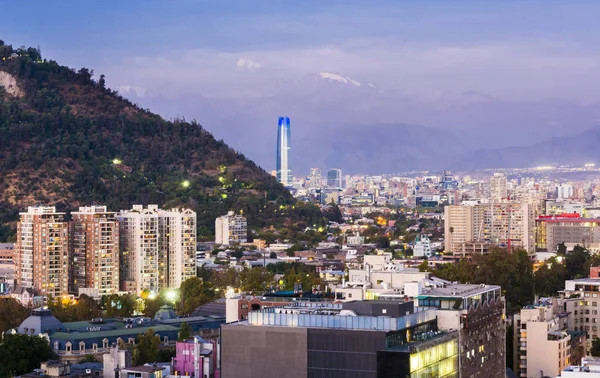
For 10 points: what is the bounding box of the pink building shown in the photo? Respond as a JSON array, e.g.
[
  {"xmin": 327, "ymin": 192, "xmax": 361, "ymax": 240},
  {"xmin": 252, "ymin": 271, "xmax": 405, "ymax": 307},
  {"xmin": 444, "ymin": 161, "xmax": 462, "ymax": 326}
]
[{"xmin": 173, "ymin": 336, "xmax": 218, "ymax": 378}]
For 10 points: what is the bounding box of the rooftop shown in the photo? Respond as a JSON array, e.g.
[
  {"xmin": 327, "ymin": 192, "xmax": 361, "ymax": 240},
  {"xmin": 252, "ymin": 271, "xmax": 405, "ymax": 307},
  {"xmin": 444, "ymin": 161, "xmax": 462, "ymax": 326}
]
[{"xmin": 419, "ymin": 283, "xmax": 501, "ymax": 298}]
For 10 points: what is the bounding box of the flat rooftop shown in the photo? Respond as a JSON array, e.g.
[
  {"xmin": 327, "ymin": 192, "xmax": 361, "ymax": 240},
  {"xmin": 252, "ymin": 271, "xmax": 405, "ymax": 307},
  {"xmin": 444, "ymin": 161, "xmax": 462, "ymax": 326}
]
[{"xmin": 419, "ymin": 283, "xmax": 501, "ymax": 298}]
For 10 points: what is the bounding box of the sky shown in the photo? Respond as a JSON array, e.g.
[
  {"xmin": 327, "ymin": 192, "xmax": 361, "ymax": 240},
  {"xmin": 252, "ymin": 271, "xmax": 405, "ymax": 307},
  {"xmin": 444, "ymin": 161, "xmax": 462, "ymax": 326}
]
[{"xmin": 4, "ymin": 1, "xmax": 600, "ymax": 172}]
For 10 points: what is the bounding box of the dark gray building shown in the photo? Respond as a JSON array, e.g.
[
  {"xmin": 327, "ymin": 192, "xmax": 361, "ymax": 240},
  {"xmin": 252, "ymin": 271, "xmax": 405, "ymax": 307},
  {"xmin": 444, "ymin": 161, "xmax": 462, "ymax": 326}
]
[{"xmin": 220, "ymin": 301, "xmax": 459, "ymax": 378}]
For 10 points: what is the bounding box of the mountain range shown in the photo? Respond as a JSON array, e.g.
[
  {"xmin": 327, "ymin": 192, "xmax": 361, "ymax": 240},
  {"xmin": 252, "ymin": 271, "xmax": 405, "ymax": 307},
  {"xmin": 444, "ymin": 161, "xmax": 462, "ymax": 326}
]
[
  {"xmin": 119, "ymin": 72, "xmax": 600, "ymax": 174},
  {"xmin": 0, "ymin": 42, "xmax": 325, "ymax": 240}
]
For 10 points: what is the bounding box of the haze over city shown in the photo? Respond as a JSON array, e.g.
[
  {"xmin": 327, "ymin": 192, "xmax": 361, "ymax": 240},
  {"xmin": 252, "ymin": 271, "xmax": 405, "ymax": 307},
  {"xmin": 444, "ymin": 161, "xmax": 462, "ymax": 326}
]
[{"xmin": 6, "ymin": 1, "xmax": 600, "ymax": 173}]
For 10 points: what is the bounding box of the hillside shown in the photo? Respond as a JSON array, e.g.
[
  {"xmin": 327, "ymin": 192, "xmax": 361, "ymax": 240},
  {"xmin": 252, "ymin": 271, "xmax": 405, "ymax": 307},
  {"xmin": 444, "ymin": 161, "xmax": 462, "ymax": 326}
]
[{"xmin": 0, "ymin": 41, "xmax": 323, "ymax": 240}]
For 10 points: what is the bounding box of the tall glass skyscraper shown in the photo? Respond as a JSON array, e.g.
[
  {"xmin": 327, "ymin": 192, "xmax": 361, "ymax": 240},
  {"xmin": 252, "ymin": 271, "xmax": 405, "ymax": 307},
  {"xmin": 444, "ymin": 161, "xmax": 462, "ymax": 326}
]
[{"xmin": 276, "ymin": 117, "xmax": 291, "ymax": 186}]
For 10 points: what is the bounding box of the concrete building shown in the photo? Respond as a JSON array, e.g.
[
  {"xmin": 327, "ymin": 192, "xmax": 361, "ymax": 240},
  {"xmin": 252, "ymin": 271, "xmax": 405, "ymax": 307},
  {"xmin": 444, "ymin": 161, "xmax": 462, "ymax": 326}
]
[
  {"xmin": 116, "ymin": 205, "xmax": 160, "ymax": 294},
  {"xmin": 70, "ymin": 206, "xmax": 119, "ymax": 296},
  {"xmin": 172, "ymin": 336, "xmax": 218, "ymax": 378},
  {"xmin": 536, "ymin": 215, "xmax": 600, "ymax": 251},
  {"xmin": 416, "ymin": 281, "xmax": 506, "ymax": 378},
  {"xmin": 117, "ymin": 205, "xmax": 197, "ymax": 293},
  {"xmin": 513, "ymin": 303, "xmax": 585, "ymax": 377},
  {"xmin": 214, "ymin": 211, "xmax": 247, "ymax": 246},
  {"xmin": 157, "ymin": 208, "xmax": 196, "ymax": 289},
  {"xmin": 562, "ymin": 357, "xmax": 600, "ymax": 377},
  {"xmin": 558, "ymin": 184, "xmax": 575, "ymax": 200},
  {"xmin": 445, "ymin": 202, "xmax": 535, "ymax": 254},
  {"xmin": 413, "ymin": 234, "xmax": 432, "ymax": 258},
  {"xmin": 221, "ymin": 301, "xmax": 459, "ymax": 378},
  {"xmin": 103, "ymin": 345, "xmax": 132, "ymax": 378},
  {"xmin": 15, "ymin": 206, "xmax": 69, "ymax": 297},
  {"xmin": 562, "ymin": 267, "xmax": 600, "ymax": 350},
  {"xmin": 491, "ymin": 172, "xmax": 508, "ymax": 202},
  {"xmin": 327, "ymin": 168, "xmax": 343, "ymax": 189},
  {"xmin": 0, "ymin": 242, "xmax": 14, "ymax": 264}
]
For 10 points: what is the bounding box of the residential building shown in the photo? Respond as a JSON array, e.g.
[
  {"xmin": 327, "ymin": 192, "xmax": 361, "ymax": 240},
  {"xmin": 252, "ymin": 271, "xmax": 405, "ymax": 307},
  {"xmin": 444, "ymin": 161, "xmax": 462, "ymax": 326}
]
[
  {"xmin": 117, "ymin": 366, "xmax": 164, "ymax": 378},
  {"xmin": 116, "ymin": 205, "xmax": 159, "ymax": 294},
  {"xmin": 558, "ymin": 184, "xmax": 575, "ymax": 200},
  {"xmin": 327, "ymin": 168, "xmax": 343, "ymax": 189},
  {"xmin": 562, "ymin": 357, "xmax": 600, "ymax": 377},
  {"xmin": 444, "ymin": 202, "xmax": 535, "ymax": 254},
  {"xmin": 417, "ymin": 281, "xmax": 506, "ymax": 378},
  {"xmin": 173, "ymin": 336, "xmax": 218, "ymax": 378},
  {"xmin": 562, "ymin": 267, "xmax": 600, "ymax": 351},
  {"xmin": 117, "ymin": 205, "xmax": 197, "ymax": 293},
  {"xmin": 276, "ymin": 116, "xmax": 291, "ymax": 186},
  {"xmin": 70, "ymin": 206, "xmax": 119, "ymax": 296},
  {"xmin": 308, "ymin": 168, "xmax": 321, "ymax": 188},
  {"xmin": 491, "ymin": 172, "xmax": 508, "ymax": 202},
  {"xmin": 14, "ymin": 306, "xmax": 225, "ymax": 363},
  {"xmin": 221, "ymin": 300, "xmax": 459, "ymax": 378},
  {"xmin": 15, "ymin": 206, "xmax": 69, "ymax": 297},
  {"xmin": 0, "ymin": 242, "xmax": 14, "ymax": 264},
  {"xmin": 413, "ymin": 234, "xmax": 432, "ymax": 258},
  {"xmin": 158, "ymin": 208, "xmax": 196, "ymax": 289},
  {"xmin": 513, "ymin": 303, "xmax": 585, "ymax": 377},
  {"xmin": 103, "ymin": 345, "xmax": 132, "ymax": 378},
  {"xmin": 215, "ymin": 211, "xmax": 247, "ymax": 246},
  {"xmin": 536, "ymin": 215, "xmax": 600, "ymax": 251}
]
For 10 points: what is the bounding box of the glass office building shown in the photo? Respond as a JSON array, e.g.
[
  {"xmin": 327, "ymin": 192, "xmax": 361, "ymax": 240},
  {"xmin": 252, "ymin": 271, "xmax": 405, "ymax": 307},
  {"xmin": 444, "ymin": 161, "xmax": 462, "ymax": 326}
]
[{"xmin": 276, "ymin": 116, "xmax": 291, "ymax": 186}]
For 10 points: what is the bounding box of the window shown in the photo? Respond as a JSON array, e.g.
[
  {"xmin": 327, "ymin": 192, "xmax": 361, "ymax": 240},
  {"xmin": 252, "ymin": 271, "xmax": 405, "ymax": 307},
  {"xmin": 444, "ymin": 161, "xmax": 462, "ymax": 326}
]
[
  {"xmin": 575, "ymin": 310, "xmax": 579, "ymax": 315},
  {"xmin": 164, "ymin": 336, "xmax": 169, "ymax": 343},
  {"xmin": 594, "ymin": 302, "xmax": 598, "ymax": 306},
  {"xmin": 382, "ymin": 309, "xmax": 387, "ymax": 314}
]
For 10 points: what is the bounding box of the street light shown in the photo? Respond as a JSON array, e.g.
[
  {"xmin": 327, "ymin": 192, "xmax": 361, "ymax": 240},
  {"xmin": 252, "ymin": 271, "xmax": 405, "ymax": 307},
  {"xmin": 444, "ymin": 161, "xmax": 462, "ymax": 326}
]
[{"xmin": 165, "ymin": 289, "xmax": 178, "ymax": 303}]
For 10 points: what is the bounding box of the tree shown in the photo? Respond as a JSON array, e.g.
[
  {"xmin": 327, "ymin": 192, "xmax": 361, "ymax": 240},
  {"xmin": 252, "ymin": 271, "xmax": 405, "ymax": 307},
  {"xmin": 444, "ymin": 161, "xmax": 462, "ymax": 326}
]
[
  {"xmin": 376, "ymin": 236, "xmax": 390, "ymax": 249},
  {"xmin": 133, "ymin": 329, "xmax": 160, "ymax": 365},
  {"xmin": 0, "ymin": 298, "xmax": 29, "ymax": 333},
  {"xmin": 179, "ymin": 277, "xmax": 216, "ymax": 315},
  {"xmin": 240, "ymin": 267, "xmax": 274, "ymax": 293},
  {"xmin": 0, "ymin": 334, "xmax": 57, "ymax": 377},
  {"xmin": 178, "ymin": 322, "xmax": 192, "ymax": 341},
  {"xmin": 269, "ymin": 252, "xmax": 277, "ymax": 259},
  {"xmin": 592, "ymin": 338, "xmax": 600, "ymax": 357},
  {"xmin": 79, "ymin": 354, "xmax": 98, "ymax": 363}
]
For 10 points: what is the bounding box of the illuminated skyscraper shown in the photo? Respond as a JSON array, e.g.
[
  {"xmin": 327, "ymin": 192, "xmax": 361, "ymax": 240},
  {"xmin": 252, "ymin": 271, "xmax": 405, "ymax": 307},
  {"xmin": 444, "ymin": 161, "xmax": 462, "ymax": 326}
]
[{"xmin": 276, "ymin": 116, "xmax": 291, "ymax": 186}]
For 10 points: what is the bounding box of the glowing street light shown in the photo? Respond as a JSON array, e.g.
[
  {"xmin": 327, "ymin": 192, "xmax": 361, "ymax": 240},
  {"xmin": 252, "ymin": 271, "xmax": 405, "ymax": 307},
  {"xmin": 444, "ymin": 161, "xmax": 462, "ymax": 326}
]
[
  {"xmin": 112, "ymin": 158, "xmax": 122, "ymax": 165},
  {"xmin": 182, "ymin": 180, "xmax": 190, "ymax": 188},
  {"xmin": 165, "ymin": 289, "xmax": 178, "ymax": 303}
]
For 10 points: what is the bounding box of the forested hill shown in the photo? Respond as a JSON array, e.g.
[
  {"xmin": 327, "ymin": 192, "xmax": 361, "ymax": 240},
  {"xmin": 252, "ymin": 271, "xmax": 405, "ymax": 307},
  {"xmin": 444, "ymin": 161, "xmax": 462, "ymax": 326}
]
[{"xmin": 0, "ymin": 42, "xmax": 323, "ymax": 240}]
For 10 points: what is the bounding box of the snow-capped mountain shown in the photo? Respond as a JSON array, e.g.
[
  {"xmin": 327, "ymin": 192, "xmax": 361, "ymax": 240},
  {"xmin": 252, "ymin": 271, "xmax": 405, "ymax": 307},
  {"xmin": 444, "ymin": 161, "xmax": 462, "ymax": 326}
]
[{"xmin": 310, "ymin": 72, "xmax": 379, "ymax": 90}]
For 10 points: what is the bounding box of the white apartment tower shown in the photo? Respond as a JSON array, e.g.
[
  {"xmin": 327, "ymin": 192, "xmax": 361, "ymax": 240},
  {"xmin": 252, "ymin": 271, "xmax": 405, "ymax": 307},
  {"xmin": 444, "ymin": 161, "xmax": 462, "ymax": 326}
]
[
  {"xmin": 117, "ymin": 205, "xmax": 159, "ymax": 294},
  {"xmin": 491, "ymin": 172, "xmax": 508, "ymax": 202},
  {"xmin": 158, "ymin": 208, "xmax": 197, "ymax": 289},
  {"xmin": 117, "ymin": 205, "xmax": 197, "ymax": 294},
  {"xmin": 215, "ymin": 211, "xmax": 247, "ymax": 246}
]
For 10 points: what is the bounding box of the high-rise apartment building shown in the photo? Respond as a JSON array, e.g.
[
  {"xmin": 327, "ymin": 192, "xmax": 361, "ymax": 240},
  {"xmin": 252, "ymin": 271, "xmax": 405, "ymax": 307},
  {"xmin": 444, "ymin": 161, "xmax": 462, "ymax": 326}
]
[
  {"xmin": 70, "ymin": 206, "xmax": 119, "ymax": 296},
  {"xmin": 327, "ymin": 168, "xmax": 343, "ymax": 189},
  {"xmin": 158, "ymin": 208, "xmax": 197, "ymax": 289},
  {"xmin": 276, "ymin": 116, "xmax": 291, "ymax": 186},
  {"xmin": 215, "ymin": 211, "xmax": 247, "ymax": 246},
  {"xmin": 15, "ymin": 206, "xmax": 69, "ymax": 297},
  {"xmin": 117, "ymin": 205, "xmax": 197, "ymax": 294},
  {"xmin": 117, "ymin": 205, "xmax": 160, "ymax": 294},
  {"xmin": 308, "ymin": 168, "xmax": 321, "ymax": 188},
  {"xmin": 513, "ymin": 303, "xmax": 585, "ymax": 377},
  {"xmin": 444, "ymin": 202, "xmax": 535, "ymax": 254},
  {"xmin": 491, "ymin": 172, "xmax": 508, "ymax": 202}
]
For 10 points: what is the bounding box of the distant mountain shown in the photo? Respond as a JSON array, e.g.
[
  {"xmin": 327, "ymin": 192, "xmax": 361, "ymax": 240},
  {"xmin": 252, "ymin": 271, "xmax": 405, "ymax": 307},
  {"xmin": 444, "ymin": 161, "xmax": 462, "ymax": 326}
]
[
  {"xmin": 451, "ymin": 126, "xmax": 600, "ymax": 169},
  {"xmin": 0, "ymin": 42, "xmax": 324, "ymax": 240}
]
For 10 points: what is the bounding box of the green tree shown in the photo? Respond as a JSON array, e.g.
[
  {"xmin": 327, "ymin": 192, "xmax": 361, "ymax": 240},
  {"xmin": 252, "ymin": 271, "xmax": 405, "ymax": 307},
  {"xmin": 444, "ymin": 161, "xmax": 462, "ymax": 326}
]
[
  {"xmin": 0, "ymin": 334, "xmax": 57, "ymax": 377},
  {"xmin": 240, "ymin": 267, "xmax": 274, "ymax": 293},
  {"xmin": 179, "ymin": 277, "xmax": 216, "ymax": 315},
  {"xmin": 79, "ymin": 354, "xmax": 98, "ymax": 363},
  {"xmin": 0, "ymin": 298, "xmax": 30, "ymax": 333},
  {"xmin": 178, "ymin": 322, "xmax": 192, "ymax": 341},
  {"xmin": 592, "ymin": 338, "xmax": 600, "ymax": 357},
  {"xmin": 133, "ymin": 329, "xmax": 160, "ymax": 365}
]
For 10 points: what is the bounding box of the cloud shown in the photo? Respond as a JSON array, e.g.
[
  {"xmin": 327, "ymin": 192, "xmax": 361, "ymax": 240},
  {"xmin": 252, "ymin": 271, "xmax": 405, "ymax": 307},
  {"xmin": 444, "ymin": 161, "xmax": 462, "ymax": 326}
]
[{"xmin": 236, "ymin": 58, "xmax": 262, "ymax": 71}]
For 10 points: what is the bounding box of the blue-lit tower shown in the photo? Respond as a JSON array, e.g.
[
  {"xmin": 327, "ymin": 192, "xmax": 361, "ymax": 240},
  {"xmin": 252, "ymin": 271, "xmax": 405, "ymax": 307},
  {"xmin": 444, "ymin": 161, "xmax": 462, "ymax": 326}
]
[{"xmin": 276, "ymin": 117, "xmax": 291, "ymax": 186}]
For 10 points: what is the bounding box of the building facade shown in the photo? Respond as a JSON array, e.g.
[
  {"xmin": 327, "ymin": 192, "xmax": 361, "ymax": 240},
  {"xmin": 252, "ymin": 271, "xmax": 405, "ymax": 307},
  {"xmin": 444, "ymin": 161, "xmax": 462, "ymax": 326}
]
[
  {"xmin": 221, "ymin": 301, "xmax": 458, "ymax": 378},
  {"xmin": 70, "ymin": 206, "xmax": 119, "ymax": 296},
  {"xmin": 276, "ymin": 116, "xmax": 291, "ymax": 186},
  {"xmin": 158, "ymin": 208, "xmax": 196, "ymax": 289},
  {"xmin": 15, "ymin": 206, "xmax": 69, "ymax": 297},
  {"xmin": 215, "ymin": 211, "xmax": 247, "ymax": 246},
  {"xmin": 116, "ymin": 205, "xmax": 160, "ymax": 294},
  {"xmin": 327, "ymin": 168, "xmax": 343, "ymax": 189},
  {"xmin": 536, "ymin": 215, "xmax": 600, "ymax": 251}
]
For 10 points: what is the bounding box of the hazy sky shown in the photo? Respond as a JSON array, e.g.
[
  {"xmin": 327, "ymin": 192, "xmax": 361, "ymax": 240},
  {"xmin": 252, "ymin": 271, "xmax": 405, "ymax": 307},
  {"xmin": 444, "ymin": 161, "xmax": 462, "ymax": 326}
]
[
  {"xmin": 5, "ymin": 0, "xmax": 600, "ymax": 101},
  {"xmin": 5, "ymin": 1, "xmax": 600, "ymax": 173}
]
